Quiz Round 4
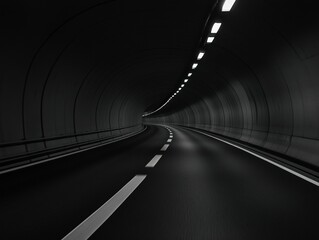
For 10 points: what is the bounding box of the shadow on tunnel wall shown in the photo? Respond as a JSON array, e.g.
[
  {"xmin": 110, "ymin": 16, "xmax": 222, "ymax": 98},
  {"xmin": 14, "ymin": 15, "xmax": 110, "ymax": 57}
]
[
  {"xmin": 0, "ymin": 1, "xmax": 151, "ymax": 169},
  {"xmin": 145, "ymin": 0, "xmax": 319, "ymax": 171}
]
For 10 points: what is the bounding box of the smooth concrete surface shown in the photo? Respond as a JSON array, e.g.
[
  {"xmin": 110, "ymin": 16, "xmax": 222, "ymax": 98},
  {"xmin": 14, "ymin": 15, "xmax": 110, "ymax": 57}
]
[
  {"xmin": 145, "ymin": 0, "xmax": 319, "ymax": 169},
  {"xmin": 0, "ymin": 0, "xmax": 216, "ymax": 160}
]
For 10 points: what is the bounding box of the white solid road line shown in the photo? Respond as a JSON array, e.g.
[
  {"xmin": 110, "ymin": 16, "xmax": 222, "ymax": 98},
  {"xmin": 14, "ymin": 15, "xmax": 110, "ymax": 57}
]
[
  {"xmin": 167, "ymin": 139, "xmax": 172, "ymax": 143},
  {"xmin": 161, "ymin": 144, "xmax": 170, "ymax": 151},
  {"xmin": 188, "ymin": 128, "xmax": 319, "ymax": 187},
  {"xmin": 146, "ymin": 155, "xmax": 162, "ymax": 167},
  {"xmin": 62, "ymin": 175, "xmax": 147, "ymax": 240}
]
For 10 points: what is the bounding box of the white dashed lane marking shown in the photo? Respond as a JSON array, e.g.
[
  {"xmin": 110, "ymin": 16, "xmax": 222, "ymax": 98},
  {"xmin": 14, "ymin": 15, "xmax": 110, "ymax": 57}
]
[
  {"xmin": 62, "ymin": 175, "xmax": 147, "ymax": 240},
  {"xmin": 161, "ymin": 144, "xmax": 170, "ymax": 151},
  {"xmin": 146, "ymin": 155, "xmax": 162, "ymax": 167},
  {"xmin": 63, "ymin": 126, "xmax": 174, "ymax": 240}
]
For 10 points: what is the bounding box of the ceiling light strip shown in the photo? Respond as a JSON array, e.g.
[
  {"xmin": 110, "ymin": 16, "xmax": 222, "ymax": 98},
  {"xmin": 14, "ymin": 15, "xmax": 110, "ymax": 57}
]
[{"xmin": 143, "ymin": 0, "xmax": 237, "ymax": 117}]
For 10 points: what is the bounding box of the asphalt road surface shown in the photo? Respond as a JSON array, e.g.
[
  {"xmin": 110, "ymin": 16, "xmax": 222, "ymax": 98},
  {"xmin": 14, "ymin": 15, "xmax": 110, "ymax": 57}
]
[{"xmin": 1, "ymin": 125, "xmax": 319, "ymax": 240}]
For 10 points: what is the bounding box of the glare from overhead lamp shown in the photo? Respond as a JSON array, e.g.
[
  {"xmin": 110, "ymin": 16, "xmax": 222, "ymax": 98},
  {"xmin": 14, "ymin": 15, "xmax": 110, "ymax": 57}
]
[
  {"xmin": 181, "ymin": 84, "xmax": 185, "ymax": 87},
  {"xmin": 178, "ymin": 88, "xmax": 182, "ymax": 90},
  {"xmin": 188, "ymin": 73, "xmax": 192, "ymax": 77},
  {"xmin": 207, "ymin": 37, "xmax": 215, "ymax": 43},
  {"xmin": 211, "ymin": 22, "xmax": 221, "ymax": 33},
  {"xmin": 192, "ymin": 63, "xmax": 198, "ymax": 69},
  {"xmin": 184, "ymin": 79, "xmax": 188, "ymax": 83},
  {"xmin": 222, "ymin": 0, "xmax": 236, "ymax": 12},
  {"xmin": 197, "ymin": 51, "xmax": 205, "ymax": 60}
]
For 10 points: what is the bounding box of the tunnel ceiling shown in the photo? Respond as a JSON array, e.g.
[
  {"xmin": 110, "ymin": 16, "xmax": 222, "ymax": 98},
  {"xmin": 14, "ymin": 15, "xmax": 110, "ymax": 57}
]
[{"xmin": 1, "ymin": 0, "xmax": 217, "ymax": 115}]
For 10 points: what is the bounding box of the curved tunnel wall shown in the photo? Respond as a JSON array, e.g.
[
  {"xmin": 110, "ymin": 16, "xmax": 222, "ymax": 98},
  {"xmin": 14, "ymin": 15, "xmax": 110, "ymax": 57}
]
[
  {"xmin": 146, "ymin": 0, "xmax": 319, "ymax": 169},
  {"xmin": 0, "ymin": 8, "xmax": 144, "ymax": 164},
  {"xmin": 0, "ymin": 0, "xmax": 214, "ymax": 167}
]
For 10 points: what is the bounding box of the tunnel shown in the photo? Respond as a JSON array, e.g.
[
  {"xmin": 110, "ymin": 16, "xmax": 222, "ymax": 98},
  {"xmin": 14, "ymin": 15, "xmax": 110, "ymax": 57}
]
[{"xmin": 1, "ymin": 0, "xmax": 319, "ymax": 239}]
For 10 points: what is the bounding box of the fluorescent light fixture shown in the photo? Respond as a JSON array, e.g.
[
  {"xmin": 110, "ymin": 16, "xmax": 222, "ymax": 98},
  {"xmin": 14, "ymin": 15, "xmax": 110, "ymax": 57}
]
[
  {"xmin": 178, "ymin": 88, "xmax": 182, "ymax": 90},
  {"xmin": 207, "ymin": 37, "xmax": 215, "ymax": 43},
  {"xmin": 188, "ymin": 73, "xmax": 192, "ymax": 77},
  {"xmin": 184, "ymin": 79, "xmax": 188, "ymax": 83},
  {"xmin": 222, "ymin": 0, "xmax": 236, "ymax": 12},
  {"xmin": 192, "ymin": 63, "xmax": 198, "ymax": 69},
  {"xmin": 176, "ymin": 91, "xmax": 179, "ymax": 93},
  {"xmin": 181, "ymin": 84, "xmax": 185, "ymax": 87},
  {"xmin": 197, "ymin": 51, "xmax": 205, "ymax": 60},
  {"xmin": 211, "ymin": 22, "xmax": 221, "ymax": 33}
]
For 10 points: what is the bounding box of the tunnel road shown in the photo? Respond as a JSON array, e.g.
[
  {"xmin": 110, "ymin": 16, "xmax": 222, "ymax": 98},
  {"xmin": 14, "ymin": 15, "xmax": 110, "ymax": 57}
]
[{"xmin": 1, "ymin": 125, "xmax": 319, "ymax": 240}]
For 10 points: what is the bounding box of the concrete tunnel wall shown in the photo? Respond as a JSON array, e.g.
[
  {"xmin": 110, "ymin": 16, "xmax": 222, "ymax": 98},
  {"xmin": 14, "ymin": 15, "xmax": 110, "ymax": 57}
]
[
  {"xmin": 145, "ymin": 0, "xmax": 319, "ymax": 170},
  {"xmin": 0, "ymin": 0, "xmax": 215, "ymax": 168},
  {"xmin": 0, "ymin": 2, "xmax": 149, "ymax": 163}
]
